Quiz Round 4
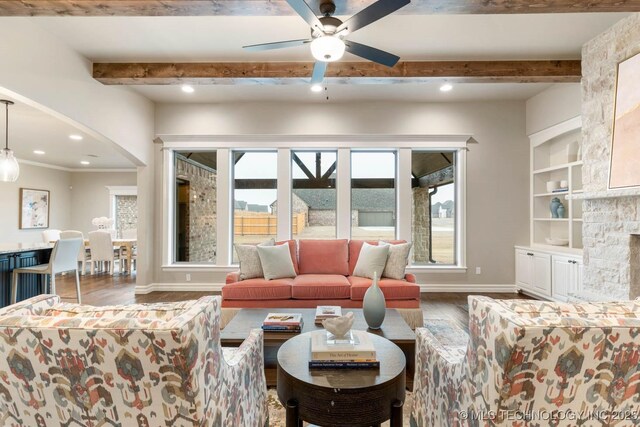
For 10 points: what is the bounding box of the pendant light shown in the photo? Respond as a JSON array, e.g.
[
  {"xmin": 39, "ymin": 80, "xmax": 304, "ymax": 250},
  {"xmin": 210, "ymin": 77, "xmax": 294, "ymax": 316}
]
[{"xmin": 0, "ymin": 100, "xmax": 19, "ymax": 182}]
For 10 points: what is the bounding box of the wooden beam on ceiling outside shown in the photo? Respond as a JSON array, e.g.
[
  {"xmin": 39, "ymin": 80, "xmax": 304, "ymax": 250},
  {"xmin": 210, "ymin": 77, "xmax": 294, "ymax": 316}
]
[
  {"xmin": 93, "ymin": 60, "xmax": 582, "ymax": 85},
  {"xmin": 1, "ymin": 0, "xmax": 638, "ymax": 16}
]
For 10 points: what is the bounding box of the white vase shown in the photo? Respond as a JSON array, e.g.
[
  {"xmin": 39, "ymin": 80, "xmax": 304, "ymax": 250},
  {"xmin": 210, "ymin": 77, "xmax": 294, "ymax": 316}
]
[{"xmin": 363, "ymin": 271, "xmax": 386, "ymax": 329}]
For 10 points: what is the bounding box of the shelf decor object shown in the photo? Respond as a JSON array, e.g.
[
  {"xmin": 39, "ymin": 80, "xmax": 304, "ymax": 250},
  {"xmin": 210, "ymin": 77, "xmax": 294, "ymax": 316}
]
[
  {"xmin": 609, "ymin": 51, "xmax": 640, "ymax": 189},
  {"xmin": 0, "ymin": 100, "xmax": 19, "ymax": 183},
  {"xmin": 19, "ymin": 188, "xmax": 50, "ymax": 229}
]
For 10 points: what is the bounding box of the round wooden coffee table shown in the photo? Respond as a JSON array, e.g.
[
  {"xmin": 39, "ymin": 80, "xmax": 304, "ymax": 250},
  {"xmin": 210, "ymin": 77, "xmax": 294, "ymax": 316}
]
[{"xmin": 277, "ymin": 331, "xmax": 406, "ymax": 427}]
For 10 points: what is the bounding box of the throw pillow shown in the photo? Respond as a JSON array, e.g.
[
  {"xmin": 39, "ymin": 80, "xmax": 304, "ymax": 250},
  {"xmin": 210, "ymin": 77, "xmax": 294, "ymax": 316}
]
[
  {"xmin": 235, "ymin": 238, "xmax": 275, "ymax": 280},
  {"xmin": 379, "ymin": 241, "xmax": 412, "ymax": 280},
  {"xmin": 257, "ymin": 244, "xmax": 297, "ymax": 280},
  {"xmin": 353, "ymin": 242, "xmax": 390, "ymax": 280}
]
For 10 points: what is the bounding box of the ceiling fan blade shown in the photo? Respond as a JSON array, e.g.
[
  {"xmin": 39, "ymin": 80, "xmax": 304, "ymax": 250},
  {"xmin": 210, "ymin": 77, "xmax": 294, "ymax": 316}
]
[
  {"xmin": 344, "ymin": 40, "xmax": 400, "ymax": 67},
  {"xmin": 311, "ymin": 61, "xmax": 327, "ymax": 85},
  {"xmin": 285, "ymin": 0, "xmax": 325, "ymax": 33},
  {"xmin": 336, "ymin": 0, "xmax": 410, "ymax": 34},
  {"xmin": 243, "ymin": 39, "xmax": 311, "ymax": 51}
]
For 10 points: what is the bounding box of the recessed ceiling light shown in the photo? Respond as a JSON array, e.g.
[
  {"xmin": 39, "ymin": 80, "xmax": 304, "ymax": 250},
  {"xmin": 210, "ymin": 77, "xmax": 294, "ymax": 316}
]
[
  {"xmin": 440, "ymin": 83, "xmax": 453, "ymax": 92},
  {"xmin": 33, "ymin": 150, "xmax": 45, "ymax": 155},
  {"xmin": 181, "ymin": 85, "xmax": 195, "ymax": 93},
  {"xmin": 310, "ymin": 84, "xmax": 323, "ymax": 93},
  {"xmin": 80, "ymin": 160, "xmax": 90, "ymax": 165},
  {"xmin": 69, "ymin": 134, "xmax": 83, "ymax": 140}
]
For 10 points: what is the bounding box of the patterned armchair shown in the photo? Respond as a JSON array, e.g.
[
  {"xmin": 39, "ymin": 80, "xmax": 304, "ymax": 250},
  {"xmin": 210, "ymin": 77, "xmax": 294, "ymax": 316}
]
[
  {"xmin": 411, "ymin": 296, "xmax": 640, "ymax": 426},
  {"xmin": 0, "ymin": 294, "xmax": 268, "ymax": 427}
]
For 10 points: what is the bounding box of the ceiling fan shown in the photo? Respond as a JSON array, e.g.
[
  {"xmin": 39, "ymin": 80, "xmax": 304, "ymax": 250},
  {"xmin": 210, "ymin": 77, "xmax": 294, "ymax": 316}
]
[{"xmin": 243, "ymin": 0, "xmax": 410, "ymax": 87}]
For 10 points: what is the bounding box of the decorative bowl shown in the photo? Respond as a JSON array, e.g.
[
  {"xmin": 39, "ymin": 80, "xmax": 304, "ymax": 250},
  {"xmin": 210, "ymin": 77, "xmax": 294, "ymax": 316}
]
[{"xmin": 545, "ymin": 237, "xmax": 569, "ymax": 246}]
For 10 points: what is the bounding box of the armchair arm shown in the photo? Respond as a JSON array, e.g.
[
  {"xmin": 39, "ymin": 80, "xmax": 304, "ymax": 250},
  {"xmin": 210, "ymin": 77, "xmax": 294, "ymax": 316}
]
[
  {"xmin": 226, "ymin": 271, "xmax": 241, "ymax": 284},
  {"xmin": 0, "ymin": 294, "xmax": 60, "ymax": 316},
  {"xmin": 411, "ymin": 328, "xmax": 468, "ymax": 426},
  {"xmin": 404, "ymin": 273, "xmax": 417, "ymax": 283},
  {"xmin": 218, "ymin": 328, "xmax": 268, "ymax": 426}
]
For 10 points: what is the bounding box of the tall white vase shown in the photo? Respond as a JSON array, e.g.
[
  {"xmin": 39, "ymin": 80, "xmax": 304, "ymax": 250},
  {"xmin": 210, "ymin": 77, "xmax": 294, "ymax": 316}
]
[{"xmin": 363, "ymin": 271, "xmax": 386, "ymax": 329}]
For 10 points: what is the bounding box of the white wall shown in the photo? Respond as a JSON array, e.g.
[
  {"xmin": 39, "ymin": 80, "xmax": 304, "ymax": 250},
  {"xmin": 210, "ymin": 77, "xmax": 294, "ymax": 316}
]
[
  {"xmin": 0, "ymin": 19, "xmax": 156, "ymax": 286},
  {"xmin": 0, "ymin": 163, "xmax": 71, "ymax": 244},
  {"xmin": 526, "ymin": 84, "xmax": 582, "ymax": 135},
  {"xmin": 70, "ymin": 172, "xmax": 137, "ymax": 236},
  {"xmin": 155, "ymin": 101, "xmax": 530, "ymax": 288}
]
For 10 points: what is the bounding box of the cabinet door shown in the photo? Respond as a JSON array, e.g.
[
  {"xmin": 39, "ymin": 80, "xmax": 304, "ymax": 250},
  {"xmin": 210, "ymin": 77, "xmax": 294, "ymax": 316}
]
[
  {"xmin": 532, "ymin": 253, "xmax": 552, "ymax": 297},
  {"xmin": 0, "ymin": 255, "xmax": 12, "ymax": 308},
  {"xmin": 573, "ymin": 259, "xmax": 584, "ymax": 295},
  {"xmin": 515, "ymin": 250, "xmax": 532, "ymax": 289},
  {"xmin": 552, "ymin": 256, "xmax": 573, "ymax": 300}
]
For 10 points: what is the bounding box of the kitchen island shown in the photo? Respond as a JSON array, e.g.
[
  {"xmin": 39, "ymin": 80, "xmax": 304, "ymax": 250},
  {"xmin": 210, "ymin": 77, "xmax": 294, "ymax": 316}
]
[{"xmin": 0, "ymin": 243, "xmax": 53, "ymax": 308}]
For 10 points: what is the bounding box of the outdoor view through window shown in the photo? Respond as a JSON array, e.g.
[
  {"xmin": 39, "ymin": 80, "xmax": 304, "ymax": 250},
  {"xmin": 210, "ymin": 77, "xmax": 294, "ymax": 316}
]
[
  {"xmin": 291, "ymin": 151, "xmax": 337, "ymax": 239},
  {"xmin": 351, "ymin": 151, "xmax": 397, "ymax": 241},
  {"xmin": 233, "ymin": 151, "xmax": 277, "ymax": 262},
  {"xmin": 411, "ymin": 151, "xmax": 456, "ymax": 265}
]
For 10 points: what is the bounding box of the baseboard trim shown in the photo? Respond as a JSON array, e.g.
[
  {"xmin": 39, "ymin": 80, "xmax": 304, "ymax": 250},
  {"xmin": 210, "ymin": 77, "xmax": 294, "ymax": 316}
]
[
  {"xmin": 135, "ymin": 282, "xmax": 224, "ymax": 295},
  {"xmin": 136, "ymin": 282, "xmax": 517, "ymax": 295},
  {"xmin": 420, "ymin": 284, "xmax": 517, "ymax": 293}
]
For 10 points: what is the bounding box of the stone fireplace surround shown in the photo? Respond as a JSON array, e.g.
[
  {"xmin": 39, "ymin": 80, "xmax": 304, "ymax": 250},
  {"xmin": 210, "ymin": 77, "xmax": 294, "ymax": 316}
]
[{"xmin": 577, "ymin": 13, "xmax": 640, "ymax": 300}]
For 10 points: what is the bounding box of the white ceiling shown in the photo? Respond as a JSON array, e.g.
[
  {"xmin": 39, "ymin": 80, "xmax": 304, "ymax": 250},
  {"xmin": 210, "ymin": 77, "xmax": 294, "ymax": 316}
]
[
  {"xmin": 30, "ymin": 13, "xmax": 628, "ymax": 103},
  {"xmin": 132, "ymin": 82, "xmax": 554, "ymax": 103},
  {"xmin": 34, "ymin": 14, "xmax": 627, "ymax": 62},
  {"xmin": 0, "ymin": 93, "xmax": 135, "ymax": 169}
]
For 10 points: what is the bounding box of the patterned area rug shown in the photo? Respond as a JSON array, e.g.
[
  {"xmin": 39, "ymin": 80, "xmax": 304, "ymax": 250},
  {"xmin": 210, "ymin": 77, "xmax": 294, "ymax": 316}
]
[{"xmin": 267, "ymin": 388, "xmax": 414, "ymax": 427}]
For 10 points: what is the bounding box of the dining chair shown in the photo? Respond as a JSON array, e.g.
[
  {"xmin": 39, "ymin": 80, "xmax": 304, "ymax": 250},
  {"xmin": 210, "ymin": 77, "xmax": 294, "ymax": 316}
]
[
  {"xmin": 88, "ymin": 230, "xmax": 122, "ymax": 275},
  {"xmin": 11, "ymin": 238, "xmax": 83, "ymax": 304},
  {"xmin": 120, "ymin": 229, "xmax": 137, "ymax": 271},
  {"xmin": 41, "ymin": 229, "xmax": 61, "ymax": 243},
  {"xmin": 60, "ymin": 230, "xmax": 88, "ymax": 275}
]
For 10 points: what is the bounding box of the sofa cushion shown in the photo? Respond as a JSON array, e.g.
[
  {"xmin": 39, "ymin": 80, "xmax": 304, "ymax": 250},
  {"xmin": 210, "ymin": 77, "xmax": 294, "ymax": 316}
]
[
  {"xmin": 353, "ymin": 242, "xmax": 390, "ymax": 279},
  {"xmin": 257, "ymin": 244, "xmax": 297, "ymax": 280},
  {"xmin": 235, "ymin": 238, "xmax": 275, "ymax": 280},
  {"xmin": 277, "ymin": 240, "xmax": 299, "ymax": 275},
  {"xmin": 348, "ymin": 240, "xmax": 406, "ymax": 276},
  {"xmin": 298, "ymin": 239, "xmax": 349, "ymax": 275},
  {"xmin": 379, "ymin": 241, "xmax": 412, "ymax": 280},
  {"xmin": 222, "ymin": 278, "xmax": 293, "ymax": 300},
  {"xmin": 348, "ymin": 276, "xmax": 420, "ymax": 301},
  {"xmin": 292, "ymin": 274, "xmax": 351, "ymax": 299}
]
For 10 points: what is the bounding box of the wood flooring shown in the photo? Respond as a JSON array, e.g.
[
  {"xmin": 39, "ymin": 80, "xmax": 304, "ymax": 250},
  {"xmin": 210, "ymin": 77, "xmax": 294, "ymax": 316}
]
[{"xmin": 55, "ymin": 272, "xmax": 532, "ymax": 330}]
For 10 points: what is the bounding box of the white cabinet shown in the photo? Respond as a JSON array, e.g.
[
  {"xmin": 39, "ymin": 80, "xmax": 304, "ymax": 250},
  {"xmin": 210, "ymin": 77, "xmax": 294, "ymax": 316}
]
[
  {"xmin": 515, "ymin": 249, "xmax": 551, "ymax": 298},
  {"xmin": 515, "ymin": 247, "xmax": 582, "ymax": 301},
  {"xmin": 551, "ymin": 255, "xmax": 583, "ymax": 301}
]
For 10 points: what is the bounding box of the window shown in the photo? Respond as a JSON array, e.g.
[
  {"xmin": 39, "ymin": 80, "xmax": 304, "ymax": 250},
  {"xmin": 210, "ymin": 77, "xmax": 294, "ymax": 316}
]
[
  {"xmin": 173, "ymin": 151, "xmax": 217, "ymax": 263},
  {"xmin": 291, "ymin": 151, "xmax": 337, "ymax": 239},
  {"xmin": 351, "ymin": 151, "xmax": 396, "ymax": 241},
  {"xmin": 232, "ymin": 151, "xmax": 277, "ymax": 262},
  {"xmin": 411, "ymin": 151, "xmax": 456, "ymax": 265}
]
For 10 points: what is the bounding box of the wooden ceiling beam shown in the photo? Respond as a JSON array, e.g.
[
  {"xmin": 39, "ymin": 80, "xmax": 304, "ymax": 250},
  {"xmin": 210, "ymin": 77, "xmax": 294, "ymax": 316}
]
[
  {"xmin": 0, "ymin": 0, "xmax": 638, "ymax": 16},
  {"xmin": 93, "ymin": 60, "xmax": 582, "ymax": 85}
]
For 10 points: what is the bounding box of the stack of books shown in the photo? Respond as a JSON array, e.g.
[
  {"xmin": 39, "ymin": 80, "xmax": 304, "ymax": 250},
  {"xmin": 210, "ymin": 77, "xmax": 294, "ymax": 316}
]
[
  {"xmin": 262, "ymin": 313, "xmax": 303, "ymax": 333},
  {"xmin": 552, "ymin": 187, "xmax": 569, "ymax": 193},
  {"xmin": 309, "ymin": 330, "xmax": 379, "ymax": 369},
  {"xmin": 314, "ymin": 305, "xmax": 342, "ymax": 325}
]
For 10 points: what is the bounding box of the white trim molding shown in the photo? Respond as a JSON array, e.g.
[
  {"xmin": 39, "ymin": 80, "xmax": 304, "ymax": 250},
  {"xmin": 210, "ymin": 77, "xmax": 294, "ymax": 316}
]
[
  {"xmin": 420, "ymin": 283, "xmax": 517, "ymax": 293},
  {"xmin": 135, "ymin": 282, "xmax": 224, "ymax": 295}
]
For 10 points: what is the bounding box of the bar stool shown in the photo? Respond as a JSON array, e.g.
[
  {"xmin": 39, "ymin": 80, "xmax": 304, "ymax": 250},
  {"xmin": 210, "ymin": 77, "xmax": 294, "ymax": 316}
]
[{"xmin": 11, "ymin": 238, "xmax": 83, "ymax": 304}]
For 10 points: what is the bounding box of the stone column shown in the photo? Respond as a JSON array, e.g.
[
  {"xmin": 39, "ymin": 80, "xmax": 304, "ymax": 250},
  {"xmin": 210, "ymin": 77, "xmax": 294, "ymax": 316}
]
[{"xmin": 412, "ymin": 187, "xmax": 431, "ymax": 263}]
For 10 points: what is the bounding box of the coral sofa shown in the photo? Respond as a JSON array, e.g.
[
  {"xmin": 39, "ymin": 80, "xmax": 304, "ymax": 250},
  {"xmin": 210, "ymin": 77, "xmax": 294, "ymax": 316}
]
[
  {"xmin": 411, "ymin": 296, "xmax": 640, "ymax": 426},
  {"xmin": 0, "ymin": 294, "xmax": 268, "ymax": 427},
  {"xmin": 222, "ymin": 239, "xmax": 420, "ymax": 309}
]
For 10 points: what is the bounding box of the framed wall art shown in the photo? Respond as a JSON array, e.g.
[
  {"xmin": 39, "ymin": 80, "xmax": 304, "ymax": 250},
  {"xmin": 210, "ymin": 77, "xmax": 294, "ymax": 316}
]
[
  {"xmin": 19, "ymin": 188, "xmax": 50, "ymax": 229},
  {"xmin": 609, "ymin": 51, "xmax": 640, "ymax": 189}
]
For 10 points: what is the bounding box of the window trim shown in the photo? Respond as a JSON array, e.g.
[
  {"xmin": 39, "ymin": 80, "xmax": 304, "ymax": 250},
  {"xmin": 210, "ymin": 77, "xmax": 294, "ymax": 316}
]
[{"xmin": 161, "ymin": 138, "xmax": 469, "ymax": 271}]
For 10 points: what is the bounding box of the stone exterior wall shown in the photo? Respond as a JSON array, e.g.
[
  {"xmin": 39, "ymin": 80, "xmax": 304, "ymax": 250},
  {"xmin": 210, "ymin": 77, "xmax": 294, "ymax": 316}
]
[
  {"xmin": 115, "ymin": 195, "xmax": 137, "ymax": 238},
  {"xmin": 309, "ymin": 209, "xmax": 335, "ymax": 226},
  {"xmin": 176, "ymin": 157, "xmax": 217, "ymax": 263},
  {"xmin": 581, "ymin": 13, "xmax": 640, "ymax": 299},
  {"xmin": 412, "ymin": 187, "xmax": 431, "ymax": 264}
]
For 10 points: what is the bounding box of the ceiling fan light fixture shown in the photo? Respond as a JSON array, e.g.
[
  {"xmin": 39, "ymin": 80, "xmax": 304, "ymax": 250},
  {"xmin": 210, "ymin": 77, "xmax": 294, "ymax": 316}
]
[{"xmin": 310, "ymin": 35, "xmax": 345, "ymax": 62}]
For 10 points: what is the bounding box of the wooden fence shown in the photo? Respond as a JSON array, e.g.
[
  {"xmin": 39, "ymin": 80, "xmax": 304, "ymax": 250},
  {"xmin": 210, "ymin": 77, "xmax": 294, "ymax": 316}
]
[{"xmin": 234, "ymin": 212, "xmax": 306, "ymax": 235}]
